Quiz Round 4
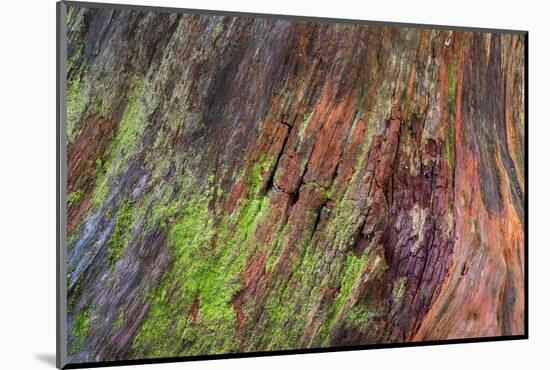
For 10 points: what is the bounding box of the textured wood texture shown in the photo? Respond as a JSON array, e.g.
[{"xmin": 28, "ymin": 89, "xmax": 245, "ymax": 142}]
[{"xmin": 65, "ymin": 5, "xmax": 525, "ymax": 363}]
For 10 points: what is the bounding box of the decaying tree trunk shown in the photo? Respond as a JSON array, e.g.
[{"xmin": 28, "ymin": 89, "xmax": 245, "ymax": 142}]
[{"xmin": 65, "ymin": 5, "xmax": 525, "ymax": 363}]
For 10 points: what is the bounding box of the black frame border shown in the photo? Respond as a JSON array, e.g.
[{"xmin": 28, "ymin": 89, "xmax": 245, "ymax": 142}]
[{"xmin": 56, "ymin": 1, "xmax": 529, "ymax": 369}]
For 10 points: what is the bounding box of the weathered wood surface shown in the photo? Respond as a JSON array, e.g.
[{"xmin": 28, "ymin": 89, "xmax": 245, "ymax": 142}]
[{"xmin": 65, "ymin": 5, "xmax": 525, "ymax": 363}]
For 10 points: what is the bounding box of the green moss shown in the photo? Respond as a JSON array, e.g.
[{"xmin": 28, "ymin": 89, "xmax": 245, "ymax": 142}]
[
  {"xmin": 297, "ymin": 110, "xmax": 314, "ymax": 143},
  {"xmin": 445, "ymin": 58, "xmax": 457, "ymax": 171},
  {"xmin": 246, "ymin": 209, "xmax": 326, "ymax": 351},
  {"xmin": 448, "ymin": 59, "xmax": 457, "ymax": 106},
  {"xmin": 130, "ymin": 138, "xmax": 392, "ymax": 354},
  {"xmin": 318, "ymin": 118, "xmax": 377, "ymax": 253},
  {"xmin": 313, "ymin": 249, "xmax": 387, "ymax": 346},
  {"xmin": 343, "ymin": 304, "xmax": 371, "ymax": 327},
  {"xmin": 332, "ymin": 252, "xmax": 371, "ymax": 316},
  {"xmin": 107, "ymin": 198, "xmax": 135, "ymax": 266},
  {"xmin": 67, "ymin": 12, "xmax": 85, "ymax": 74},
  {"xmin": 392, "ymin": 277, "xmax": 407, "ymax": 300},
  {"xmin": 247, "ymin": 155, "xmax": 273, "ymax": 195},
  {"xmin": 262, "ymin": 291, "xmax": 300, "ymax": 350},
  {"xmin": 249, "ymin": 161, "xmax": 264, "ymax": 192},
  {"xmin": 68, "ymin": 279, "xmax": 82, "ymax": 312},
  {"xmin": 70, "ymin": 309, "xmax": 90, "ymax": 354},
  {"xmin": 93, "ymin": 158, "xmax": 104, "ymax": 181},
  {"xmin": 66, "ymin": 6, "xmax": 74, "ymax": 23},
  {"xmin": 91, "ymin": 77, "xmax": 148, "ymax": 209},
  {"xmin": 66, "ymin": 75, "xmax": 88, "ymax": 142},
  {"xmin": 131, "ymin": 191, "xmax": 218, "ymax": 355},
  {"xmin": 67, "ymin": 190, "xmax": 84, "ymax": 208},
  {"xmin": 444, "ymin": 119, "xmax": 455, "ymax": 170},
  {"xmin": 209, "ymin": 20, "xmax": 223, "ymax": 43},
  {"xmin": 113, "ymin": 77, "xmax": 147, "ymax": 160},
  {"xmin": 265, "ymin": 222, "xmax": 288, "ymax": 271},
  {"xmin": 323, "ymin": 185, "xmax": 333, "ymax": 201},
  {"xmin": 248, "ymin": 144, "xmax": 380, "ymax": 350},
  {"xmin": 132, "ymin": 157, "xmax": 273, "ymax": 357},
  {"xmin": 234, "ymin": 117, "xmax": 379, "ymax": 350},
  {"xmin": 326, "ymin": 197, "xmax": 359, "ymax": 252},
  {"xmin": 114, "ymin": 308, "xmax": 125, "ymax": 329},
  {"xmin": 74, "ymin": 310, "xmax": 90, "ymax": 338}
]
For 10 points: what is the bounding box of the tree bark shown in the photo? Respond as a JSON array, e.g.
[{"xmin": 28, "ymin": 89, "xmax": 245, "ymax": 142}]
[{"xmin": 65, "ymin": 5, "xmax": 525, "ymax": 363}]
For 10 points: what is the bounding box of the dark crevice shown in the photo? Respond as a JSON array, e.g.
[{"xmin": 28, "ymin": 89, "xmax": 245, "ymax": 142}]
[
  {"xmin": 390, "ymin": 121, "xmax": 403, "ymax": 207},
  {"xmin": 289, "ymin": 187, "xmax": 300, "ymax": 206},
  {"xmin": 263, "ymin": 122, "xmax": 292, "ymax": 195}
]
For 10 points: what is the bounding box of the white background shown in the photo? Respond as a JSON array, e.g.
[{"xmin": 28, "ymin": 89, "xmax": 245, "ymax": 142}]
[{"xmin": 0, "ymin": 0, "xmax": 546, "ymax": 368}]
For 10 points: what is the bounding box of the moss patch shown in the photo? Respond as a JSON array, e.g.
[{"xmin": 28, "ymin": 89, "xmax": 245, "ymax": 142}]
[
  {"xmin": 70, "ymin": 309, "xmax": 90, "ymax": 354},
  {"xmin": 91, "ymin": 76, "xmax": 148, "ymax": 209},
  {"xmin": 67, "ymin": 190, "xmax": 84, "ymax": 208},
  {"xmin": 392, "ymin": 277, "xmax": 407, "ymax": 300},
  {"xmin": 107, "ymin": 198, "xmax": 135, "ymax": 266},
  {"xmin": 66, "ymin": 75, "xmax": 88, "ymax": 142},
  {"xmin": 132, "ymin": 157, "xmax": 273, "ymax": 357}
]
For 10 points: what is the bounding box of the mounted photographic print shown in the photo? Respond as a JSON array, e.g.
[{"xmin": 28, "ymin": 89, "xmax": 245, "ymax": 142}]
[{"xmin": 56, "ymin": 1, "xmax": 527, "ymax": 368}]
